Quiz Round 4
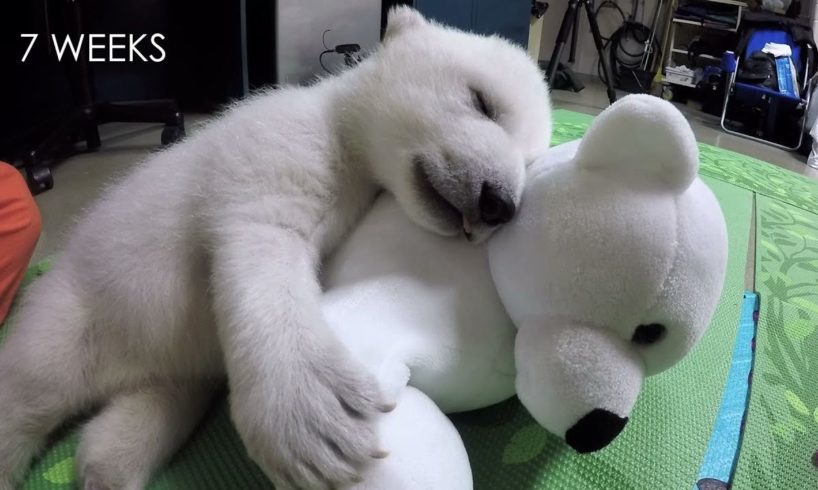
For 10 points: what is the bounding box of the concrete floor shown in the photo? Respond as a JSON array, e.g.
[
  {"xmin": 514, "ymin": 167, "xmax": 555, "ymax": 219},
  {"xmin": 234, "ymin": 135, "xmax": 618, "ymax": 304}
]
[
  {"xmin": 30, "ymin": 115, "xmax": 209, "ymax": 263},
  {"xmin": 30, "ymin": 82, "xmax": 818, "ymax": 276}
]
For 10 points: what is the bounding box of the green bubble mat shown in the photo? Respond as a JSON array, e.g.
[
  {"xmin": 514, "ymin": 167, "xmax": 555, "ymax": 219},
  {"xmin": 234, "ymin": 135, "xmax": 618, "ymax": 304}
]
[
  {"xmin": 3, "ymin": 109, "xmax": 816, "ymax": 489},
  {"xmin": 731, "ymin": 196, "xmax": 818, "ymax": 489}
]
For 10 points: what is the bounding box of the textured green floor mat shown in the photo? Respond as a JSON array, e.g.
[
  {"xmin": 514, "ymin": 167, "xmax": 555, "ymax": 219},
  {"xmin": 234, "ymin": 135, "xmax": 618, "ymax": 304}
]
[
  {"xmin": 5, "ymin": 109, "xmax": 813, "ymax": 489},
  {"xmin": 732, "ymin": 196, "xmax": 818, "ymax": 489},
  {"xmin": 0, "ymin": 260, "xmax": 49, "ymax": 345}
]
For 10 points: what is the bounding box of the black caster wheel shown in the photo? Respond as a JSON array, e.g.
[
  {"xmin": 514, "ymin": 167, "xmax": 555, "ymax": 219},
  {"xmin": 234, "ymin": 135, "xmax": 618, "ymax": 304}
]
[
  {"xmin": 161, "ymin": 125, "xmax": 185, "ymax": 146},
  {"xmin": 26, "ymin": 165, "xmax": 54, "ymax": 194}
]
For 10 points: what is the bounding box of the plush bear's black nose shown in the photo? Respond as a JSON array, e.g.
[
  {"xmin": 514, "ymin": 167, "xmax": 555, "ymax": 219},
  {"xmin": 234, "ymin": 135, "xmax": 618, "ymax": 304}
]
[
  {"xmin": 479, "ymin": 182, "xmax": 515, "ymax": 226},
  {"xmin": 565, "ymin": 409, "xmax": 628, "ymax": 453}
]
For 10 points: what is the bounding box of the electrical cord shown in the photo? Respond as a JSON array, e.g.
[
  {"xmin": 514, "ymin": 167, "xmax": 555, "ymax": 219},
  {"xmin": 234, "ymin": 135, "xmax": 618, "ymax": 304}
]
[
  {"xmin": 322, "ymin": 29, "xmax": 332, "ymax": 50},
  {"xmin": 320, "ymin": 47, "xmax": 363, "ymax": 73},
  {"xmin": 319, "ymin": 29, "xmax": 334, "ymax": 73},
  {"xmin": 596, "ymin": 0, "xmax": 661, "ymax": 91},
  {"xmin": 595, "ymin": 0, "xmax": 627, "ymax": 42},
  {"xmin": 319, "ymin": 50, "xmax": 334, "ymax": 73},
  {"xmin": 319, "ymin": 28, "xmax": 363, "ymax": 74}
]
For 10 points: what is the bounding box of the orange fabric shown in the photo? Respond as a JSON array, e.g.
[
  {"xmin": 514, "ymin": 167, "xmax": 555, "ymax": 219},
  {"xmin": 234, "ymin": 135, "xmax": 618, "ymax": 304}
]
[{"xmin": 0, "ymin": 162, "xmax": 41, "ymax": 324}]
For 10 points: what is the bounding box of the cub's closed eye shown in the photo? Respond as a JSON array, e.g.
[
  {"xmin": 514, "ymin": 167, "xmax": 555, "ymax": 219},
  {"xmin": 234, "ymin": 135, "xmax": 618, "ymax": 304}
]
[
  {"xmin": 631, "ymin": 323, "xmax": 666, "ymax": 345},
  {"xmin": 471, "ymin": 88, "xmax": 496, "ymax": 121}
]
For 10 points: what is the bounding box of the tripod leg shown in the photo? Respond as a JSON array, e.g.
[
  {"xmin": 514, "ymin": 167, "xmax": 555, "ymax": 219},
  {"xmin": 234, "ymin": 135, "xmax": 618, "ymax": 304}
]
[
  {"xmin": 84, "ymin": 108, "xmax": 101, "ymax": 151},
  {"xmin": 583, "ymin": 0, "xmax": 617, "ymax": 104},
  {"xmin": 569, "ymin": 4, "xmax": 580, "ymax": 63},
  {"xmin": 546, "ymin": 0, "xmax": 579, "ymax": 85}
]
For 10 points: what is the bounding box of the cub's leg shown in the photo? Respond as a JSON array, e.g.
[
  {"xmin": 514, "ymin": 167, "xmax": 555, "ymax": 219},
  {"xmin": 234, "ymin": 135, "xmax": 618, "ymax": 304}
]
[
  {"xmin": 211, "ymin": 225, "xmax": 389, "ymax": 489},
  {"xmin": 0, "ymin": 268, "xmax": 102, "ymax": 490},
  {"xmin": 77, "ymin": 379, "xmax": 219, "ymax": 490}
]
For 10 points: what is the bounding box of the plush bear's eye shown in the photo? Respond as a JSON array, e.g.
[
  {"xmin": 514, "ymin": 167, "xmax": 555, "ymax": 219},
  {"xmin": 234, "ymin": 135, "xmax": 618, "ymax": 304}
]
[
  {"xmin": 631, "ymin": 323, "xmax": 666, "ymax": 345},
  {"xmin": 471, "ymin": 88, "xmax": 496, "ymax": 121}
]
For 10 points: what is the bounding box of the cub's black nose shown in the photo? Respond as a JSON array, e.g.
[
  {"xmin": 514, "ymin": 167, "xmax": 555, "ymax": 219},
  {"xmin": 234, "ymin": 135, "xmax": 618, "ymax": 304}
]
[
  {"xmin": 479, "ymin": 182, "xmax": 515, "ymax": 226},
  {"xmin": 565, "ymin": 409, "xmax": 628, "ymax": 453}
]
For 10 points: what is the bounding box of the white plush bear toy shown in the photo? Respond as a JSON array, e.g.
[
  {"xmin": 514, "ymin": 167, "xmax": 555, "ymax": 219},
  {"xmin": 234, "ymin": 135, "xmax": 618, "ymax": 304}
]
[{"xmin": 321, "ymin": 95, "xmax": 728, "ymax": 489}]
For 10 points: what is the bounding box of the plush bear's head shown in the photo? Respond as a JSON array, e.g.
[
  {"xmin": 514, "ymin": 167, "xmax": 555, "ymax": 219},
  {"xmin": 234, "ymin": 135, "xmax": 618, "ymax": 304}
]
[{"xmin": 488, "ymin": 95, "xmax": 728, "ymax": 453}]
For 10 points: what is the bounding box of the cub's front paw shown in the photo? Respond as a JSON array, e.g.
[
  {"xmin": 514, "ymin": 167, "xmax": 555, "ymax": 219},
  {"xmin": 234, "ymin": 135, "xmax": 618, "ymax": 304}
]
[{"xmin": 234, "ymin": 349, "xmax": 392, "ymax": 489}]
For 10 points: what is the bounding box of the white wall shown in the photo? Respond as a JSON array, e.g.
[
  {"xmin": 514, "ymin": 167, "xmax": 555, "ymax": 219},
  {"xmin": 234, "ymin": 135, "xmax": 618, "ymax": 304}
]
[
  {"xmin": 277, "ymin": 0, "xmax": 381, "ymax": 85},
  {"xmin": 810, "ymin": 1, "xmax": 818, "ymax": 44}
]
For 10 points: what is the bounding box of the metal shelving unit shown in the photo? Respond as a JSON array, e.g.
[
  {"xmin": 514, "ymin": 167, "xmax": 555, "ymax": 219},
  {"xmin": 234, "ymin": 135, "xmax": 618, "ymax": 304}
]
[
  {"xmin": 670, "ymin": 47, "xmax": 720, "ymax": 60},
  {"xmin": 672, "ymin": 16, "xmax": 739, "ymax": 31},
  {"xmin": 662, "ymin": 0, "xmax": 748, "ymax": 90}
]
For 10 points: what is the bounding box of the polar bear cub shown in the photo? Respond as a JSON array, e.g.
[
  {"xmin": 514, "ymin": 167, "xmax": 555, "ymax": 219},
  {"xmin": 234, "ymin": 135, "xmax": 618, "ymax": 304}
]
[{"xmin": 0, "ymin": 7, "xmax": 551, "ymax": 490}]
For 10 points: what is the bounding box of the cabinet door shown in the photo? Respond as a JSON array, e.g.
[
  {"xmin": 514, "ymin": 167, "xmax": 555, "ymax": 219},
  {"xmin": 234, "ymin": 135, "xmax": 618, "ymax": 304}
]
[
  {"xmin": 473, "ymin": 0, "xmax": 529, "ymax": 47},
  {"xmin": 413, "ymin": 0, "xmax": 529, "ymax": 47},
  {"xmin": 414, "ymin": 0, "xmax": 473, "ymax": 31}
]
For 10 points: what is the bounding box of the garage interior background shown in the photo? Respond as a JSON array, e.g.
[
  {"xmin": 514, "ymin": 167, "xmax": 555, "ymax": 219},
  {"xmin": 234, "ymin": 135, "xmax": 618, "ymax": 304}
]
[{"xmin": 3, "ymin": 0, "xmax": 817, "ymax": 167}]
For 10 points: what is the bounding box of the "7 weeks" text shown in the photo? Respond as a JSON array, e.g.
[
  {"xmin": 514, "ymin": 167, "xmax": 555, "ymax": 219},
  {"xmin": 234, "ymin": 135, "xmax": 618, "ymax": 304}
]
[{"xmin": 20, "ymin": 34, "xmax": 166, "ymax": 63}]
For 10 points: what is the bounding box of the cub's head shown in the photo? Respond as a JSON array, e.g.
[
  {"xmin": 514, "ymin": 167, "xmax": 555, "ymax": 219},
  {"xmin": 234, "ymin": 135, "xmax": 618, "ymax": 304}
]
[{"xmin": 354, "ymin": 7, "xmax": 551, "ymax": 242}]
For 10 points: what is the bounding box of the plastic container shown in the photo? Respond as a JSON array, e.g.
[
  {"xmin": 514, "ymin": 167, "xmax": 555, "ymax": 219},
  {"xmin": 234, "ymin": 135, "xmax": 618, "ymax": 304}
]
[{"xmin": 665, "ymin": 66, "xmax": 695, "ymax": 86}]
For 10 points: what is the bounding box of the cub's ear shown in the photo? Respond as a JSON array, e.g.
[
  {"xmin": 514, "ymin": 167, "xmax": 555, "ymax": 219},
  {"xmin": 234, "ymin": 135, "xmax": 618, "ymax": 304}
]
[
  {"xmin": 383, "ymin": 6, "xmax": 427, "ymax": 41},
  {"xmin": 574, "ymin": 94, "xmax": 699, "ymax": 193}
]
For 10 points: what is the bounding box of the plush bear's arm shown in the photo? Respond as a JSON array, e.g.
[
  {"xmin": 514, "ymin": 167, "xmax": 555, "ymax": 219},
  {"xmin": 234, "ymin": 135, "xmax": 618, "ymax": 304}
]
[{"xmin": 321, "ymin": 197, "xmax": 517, "ymax": 413}]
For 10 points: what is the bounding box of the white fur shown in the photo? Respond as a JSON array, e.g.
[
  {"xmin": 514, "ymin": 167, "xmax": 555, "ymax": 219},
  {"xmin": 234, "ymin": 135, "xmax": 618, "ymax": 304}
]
[
  {"xmin": 304, "ymin": 95, "xmax": 727, "ymax": 487},
  {"xmin": 311, "ymin": 95, "xmax": 726, "ymax": 487},
  {"xmin": 0, "ymin": 7, "xmax": 551, "ymax": 490}
]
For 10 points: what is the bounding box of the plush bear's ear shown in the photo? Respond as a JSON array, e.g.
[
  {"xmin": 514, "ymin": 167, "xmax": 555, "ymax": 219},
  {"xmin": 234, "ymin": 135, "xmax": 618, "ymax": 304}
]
[
  {"xmin": 574, "ymin": 94, "xmax": 699, "ymax": 193},
  {"xmin": 383, "ymin": 6, "xmax": 427, "ymax": 41}
]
